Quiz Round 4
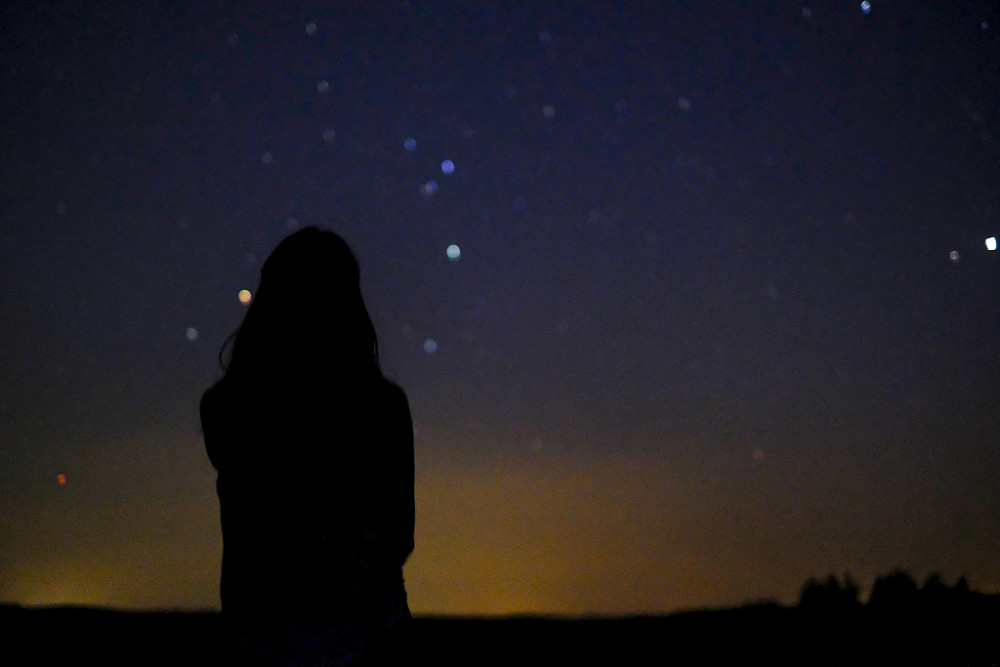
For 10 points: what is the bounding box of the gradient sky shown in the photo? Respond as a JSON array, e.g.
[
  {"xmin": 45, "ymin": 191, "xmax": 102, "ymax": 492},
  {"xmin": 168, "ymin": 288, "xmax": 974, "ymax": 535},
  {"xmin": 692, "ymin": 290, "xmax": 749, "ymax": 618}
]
[{"xmin": 2, "ymin": 1, "xmax": 998, "ymax": 615}]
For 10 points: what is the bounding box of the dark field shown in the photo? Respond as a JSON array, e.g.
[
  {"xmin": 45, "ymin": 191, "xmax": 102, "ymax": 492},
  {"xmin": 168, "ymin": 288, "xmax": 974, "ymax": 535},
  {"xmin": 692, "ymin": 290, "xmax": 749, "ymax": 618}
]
[{"xmin": 3, "ymin": 597, "xmax": 999, "ymax": 666}]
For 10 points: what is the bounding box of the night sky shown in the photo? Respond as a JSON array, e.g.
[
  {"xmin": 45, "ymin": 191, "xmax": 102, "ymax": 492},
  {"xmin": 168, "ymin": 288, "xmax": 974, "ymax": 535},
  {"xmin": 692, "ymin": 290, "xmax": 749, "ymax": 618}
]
[{"xmin": 2, "ymin": 1, "xmax": 998, "ymax": 615}]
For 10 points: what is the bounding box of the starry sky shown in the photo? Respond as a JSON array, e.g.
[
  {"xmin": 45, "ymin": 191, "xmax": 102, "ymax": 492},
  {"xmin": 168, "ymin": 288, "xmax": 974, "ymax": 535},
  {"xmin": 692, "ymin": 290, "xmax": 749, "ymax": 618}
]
[{"xmin": 1, "ymin": 1, "xmax": 998, "ymax": 615}]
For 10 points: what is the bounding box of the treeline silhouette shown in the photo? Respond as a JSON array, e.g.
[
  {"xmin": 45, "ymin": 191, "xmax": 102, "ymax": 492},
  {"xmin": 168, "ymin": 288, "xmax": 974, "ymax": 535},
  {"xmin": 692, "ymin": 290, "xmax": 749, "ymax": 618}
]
[
  {"xmin": 793, "ymin": 569, "xmax": 996, "ymax": 665},
  {"xmin": 2, "ymin": 569, "xmax": 997, "ymax": 666},
  {"xmin": 798, "ymin": 568, "xmax": 977, "ymax": 613}
]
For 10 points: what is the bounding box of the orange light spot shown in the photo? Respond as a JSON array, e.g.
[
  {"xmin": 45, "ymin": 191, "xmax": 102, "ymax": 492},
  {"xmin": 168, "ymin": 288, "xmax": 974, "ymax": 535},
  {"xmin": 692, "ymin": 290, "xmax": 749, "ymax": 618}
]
[
  {"xmin": 238, "ymin": 289, "xmax": 252, "ymax": 306},
  {"xmin": 57, "ymin": 474, "xmax": 66, "ymax": 485}
]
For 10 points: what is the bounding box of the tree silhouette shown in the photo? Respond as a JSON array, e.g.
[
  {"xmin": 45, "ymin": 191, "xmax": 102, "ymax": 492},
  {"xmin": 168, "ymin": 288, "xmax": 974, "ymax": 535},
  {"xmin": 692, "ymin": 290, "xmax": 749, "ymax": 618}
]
[
  {"xmin": 798, "ymin": 571, "xmax": 862, "ymax": 615},
  {"xmin": 868, "ymin": 569, "xmax": 919, "ymax": 611},
  {"xmin": 919, "ymin": 572, "xmax": 976, "ymax": 615}
]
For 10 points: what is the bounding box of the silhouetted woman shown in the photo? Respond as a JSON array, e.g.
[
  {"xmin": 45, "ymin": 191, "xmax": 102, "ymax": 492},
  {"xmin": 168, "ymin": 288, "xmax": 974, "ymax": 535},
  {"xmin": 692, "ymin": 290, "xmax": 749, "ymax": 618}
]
[{"xmin": 201, "ymin": 227, "xmax": 414, "ymax": 666}]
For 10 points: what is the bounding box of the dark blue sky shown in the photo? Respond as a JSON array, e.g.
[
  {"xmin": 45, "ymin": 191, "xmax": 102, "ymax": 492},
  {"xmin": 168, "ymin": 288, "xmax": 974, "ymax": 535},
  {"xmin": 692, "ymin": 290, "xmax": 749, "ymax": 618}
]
[{"xmin": 2, "ymin": 1, "xmax": 997, "ymax": 613}]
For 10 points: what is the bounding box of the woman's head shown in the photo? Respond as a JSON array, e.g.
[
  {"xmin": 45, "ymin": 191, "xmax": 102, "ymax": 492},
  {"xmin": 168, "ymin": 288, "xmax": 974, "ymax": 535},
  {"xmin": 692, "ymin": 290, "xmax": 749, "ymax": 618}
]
[{"xmin": 222, "ymin": 227, "xmax": 380, "ymax": 383}]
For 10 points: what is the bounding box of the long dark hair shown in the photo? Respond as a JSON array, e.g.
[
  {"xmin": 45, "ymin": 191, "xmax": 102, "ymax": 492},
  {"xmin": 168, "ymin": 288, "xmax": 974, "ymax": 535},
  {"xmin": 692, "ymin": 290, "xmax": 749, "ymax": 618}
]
[{"xmin": 219, "ymin": 227, "xmax": 382, "ymax": 387}]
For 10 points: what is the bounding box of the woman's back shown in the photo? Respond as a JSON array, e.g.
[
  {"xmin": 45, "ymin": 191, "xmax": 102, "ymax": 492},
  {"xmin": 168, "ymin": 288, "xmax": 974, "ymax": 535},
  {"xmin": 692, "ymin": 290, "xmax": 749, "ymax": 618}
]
[{"xmin": 201, "ymin": 227, "xmax": 414, "ymax": 665}]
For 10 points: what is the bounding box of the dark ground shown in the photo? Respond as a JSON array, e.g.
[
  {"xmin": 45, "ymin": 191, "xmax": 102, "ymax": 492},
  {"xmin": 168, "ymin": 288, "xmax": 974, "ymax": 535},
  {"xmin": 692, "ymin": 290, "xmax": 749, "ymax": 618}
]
[{"xmin": 3, "ymin": 597, "xmax": 1000, "ymax": 666}]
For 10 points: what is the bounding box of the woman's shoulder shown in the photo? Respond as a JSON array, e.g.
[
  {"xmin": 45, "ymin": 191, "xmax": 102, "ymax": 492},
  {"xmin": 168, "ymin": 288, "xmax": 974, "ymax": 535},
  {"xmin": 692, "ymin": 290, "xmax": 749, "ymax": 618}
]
[
  {"xmin": 378, "ymin": 378, "xmax": 411, "ymax": 415},
  {"xmin": 201, "ymin": 377, "xmax": 222, "ymax": 404},
  {"xmin": 200, "ymin": 378, "xmax": 235, "ymax": 422},
  {"xmin": 200, "ymin": 380, "xmax": 222, "ymax": 423},
  {"xmin": 381, "ymin": 378, "xmax": 407, "ymax": 400},
  {"xmin": 200, "ymin": 378, "xmax": 251, "ymax": 441},
  {"xmin": 200, "ymin": 379, "xmax": 234, "ymax": 470}
]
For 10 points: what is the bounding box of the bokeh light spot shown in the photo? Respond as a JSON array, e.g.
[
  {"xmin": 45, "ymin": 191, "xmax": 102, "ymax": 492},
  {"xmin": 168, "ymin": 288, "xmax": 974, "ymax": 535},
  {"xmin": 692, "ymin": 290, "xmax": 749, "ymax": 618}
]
[
  {"xmin": 420, "ymin": 180, "xmax": 438, "ymax": 197},
  {"xmin": 441, "ymin": 160, "xmax": 455, "ymax": 174},
  {"xmin": 404, "ymin": 137, "xmax": 417, "ymax": 151},
  {"xmin": 317, "ymin": 80, "xmax": 330, "ymax": 93},
  {"xmin": 542, "ymin": 105, "xmax": 556, "ymax": 119},
  {"xmin": 57, "ymin": 474, "xmax": 66, "ymax": 485},
  {"xmin": 861, "ymin": 1, "xmax": 872, "ymax": 14},
  {"xmin": 185, "ymin": 327, "xmax": 199, "ymax": 341},
  {"xmin": 986, "ymin": 236, "xmax": 997, "ymax": 251},
  {"xmin": 446, "ymin": 244, "xmax": 461, "ymax": 261},
  {"xmin": 305, "ymin": 22, "xmax": 317, "ymax": 36},
  {"xmin": 949, "ymin": 250, "xmax": 960, "ymax": 263},
  {"xmin": 423, "ymin": 338, "xmax": 438, "ymax": 354},
  {"xmin": 238, "ymin": 289, "xmax": 252, "ymax": 306}
]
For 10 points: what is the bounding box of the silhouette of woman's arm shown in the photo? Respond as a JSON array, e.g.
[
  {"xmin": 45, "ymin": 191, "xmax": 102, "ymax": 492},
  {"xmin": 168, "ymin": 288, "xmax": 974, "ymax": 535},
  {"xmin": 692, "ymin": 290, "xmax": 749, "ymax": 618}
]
[
  {"xmin": 201, "ymin": 382, "xmax": 229, "ymax": 471},
  {"xmin": 383, "ymin": 382, "xmax": 415, "ymax": 568}
]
